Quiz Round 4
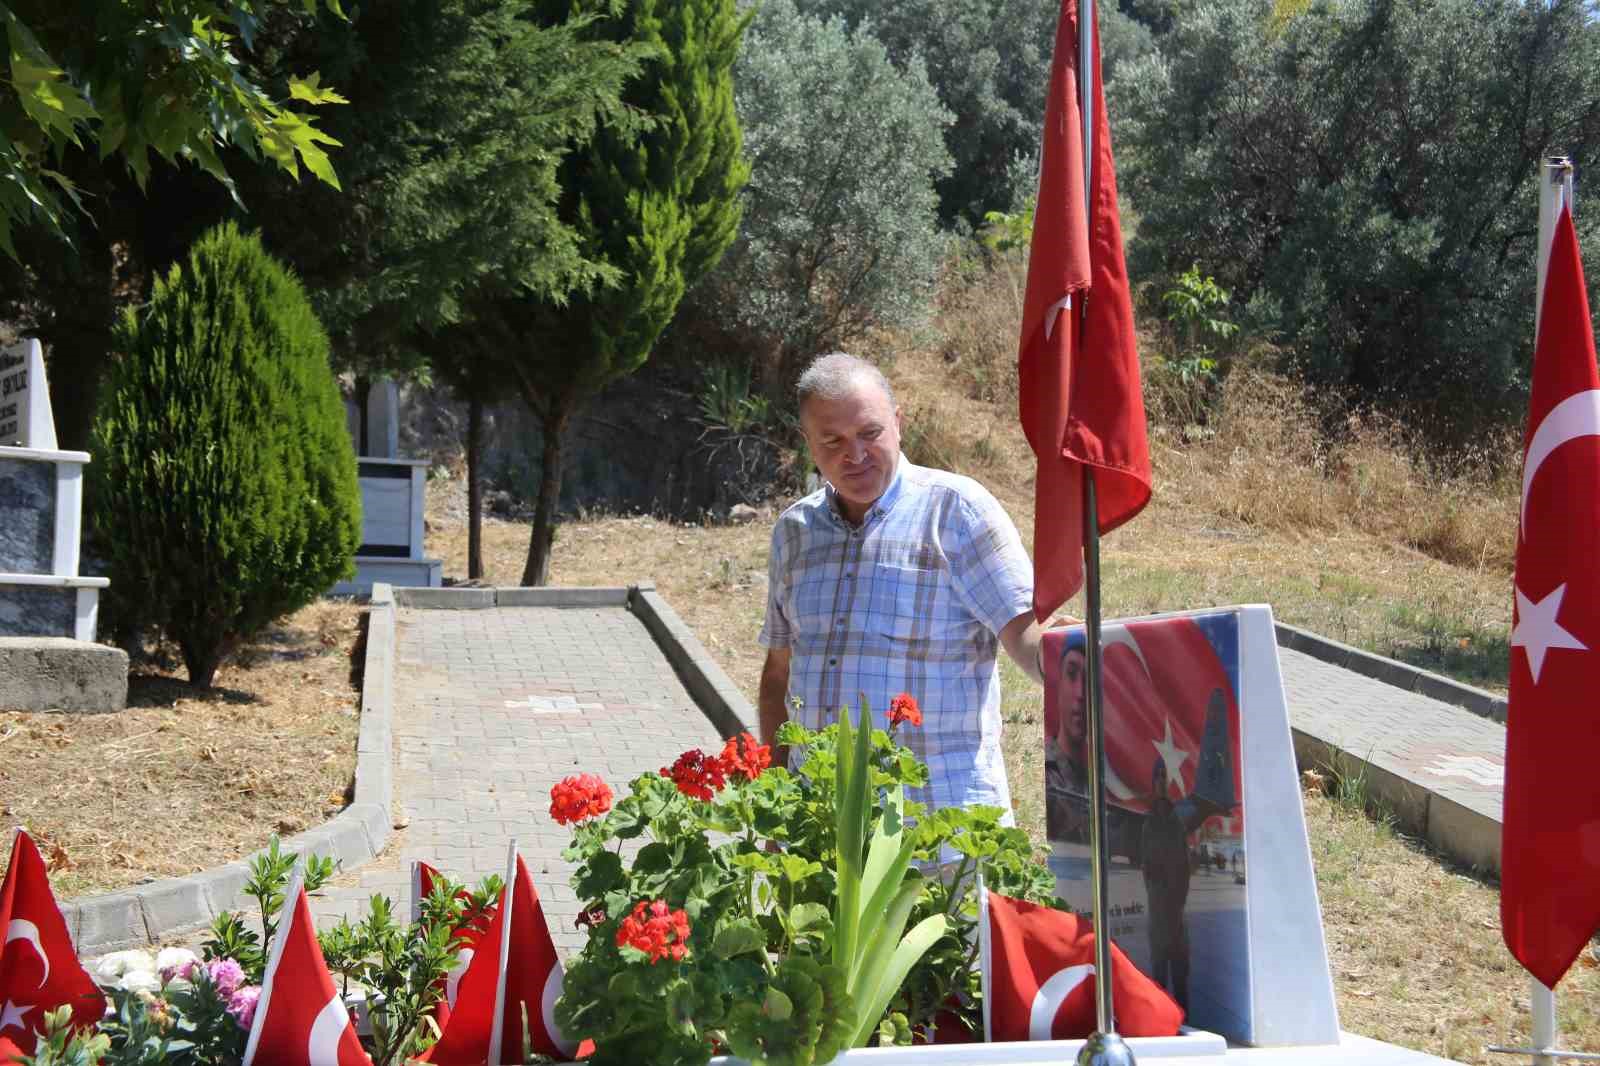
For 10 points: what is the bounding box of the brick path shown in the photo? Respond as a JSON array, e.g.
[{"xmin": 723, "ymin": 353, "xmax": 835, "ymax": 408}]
[
  {"xmin": 1278, "ymin": 646, "xmax": 1504, "ymax": 825},
  {"xmin": 308, "ymin": 605, "xmax": 721, "ymax": 957}
]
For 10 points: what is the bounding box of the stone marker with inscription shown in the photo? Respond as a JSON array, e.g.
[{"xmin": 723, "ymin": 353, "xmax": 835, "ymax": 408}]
[{"xmin": 0, "ymin": 338, "xmax": 127, "ymax": 711}]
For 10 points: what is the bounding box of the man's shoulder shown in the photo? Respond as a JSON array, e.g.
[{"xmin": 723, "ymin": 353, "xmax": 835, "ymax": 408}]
[
  {"xmin": 770, "ymin": 488, "xmax": 832, "ymax": 542},
  {"xmin": 775, "ymin": 486, "xmax": 830, "ymax": 525},
  {"xmin": 901, "ymin": 462, "xmax": 1007, "ymax": 518}
]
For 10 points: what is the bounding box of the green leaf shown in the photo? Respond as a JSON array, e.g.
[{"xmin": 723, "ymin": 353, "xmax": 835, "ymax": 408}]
[
  {"xmin": 288, "ymin": 73, "xmax": 351, "ymax": 106},
  {"xmin": 762, "ymin": 986, "xmax": 794, "ymax": 1022},
  {"xmin": 711, "ymin": 919, "xmax": 765, "ymax": 959},
  {"xmin": 852, "ymin": 913, "xmax": 947, "ymax": 1047}
]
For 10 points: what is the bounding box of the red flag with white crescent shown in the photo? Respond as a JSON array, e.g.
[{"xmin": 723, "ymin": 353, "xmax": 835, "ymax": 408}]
[
  {"xmin": 1019, "ymin": 0, "xmax": 1152, "ymax": 621},
  {"xmin": 412, "ymin": 861, "xmax": 494, "ymax": 1030},
  {"xmin": 241, "ymin": 880, "xmax": 371, "ymax": 1066},
  {"xmin": 0, "ymin": 830, "xmax": 104, "ymax": 1055},
  {"xmin": 980, "ymin": 890, "xmax": 1182, "ymax": 1040},
  {"xmin": 1501, "ymin": 203, "xmax": 1600, "ymax": 989},
  {"xmin": 423, "ymin": 853, "xmax": 577, "ymax": 1064},
  {"xmin": 1043, "ymin": 617, "xmax": 1240, "ymax": 819}
]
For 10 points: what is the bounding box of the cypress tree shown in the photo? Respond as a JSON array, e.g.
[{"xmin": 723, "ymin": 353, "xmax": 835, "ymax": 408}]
[
  {"xmin": 91, "ymin": 222, "xmax": 360, "ymax": 686},
  {"xmin": 469, "ymin": 0, "xmax": 749, "ymax": 586}
]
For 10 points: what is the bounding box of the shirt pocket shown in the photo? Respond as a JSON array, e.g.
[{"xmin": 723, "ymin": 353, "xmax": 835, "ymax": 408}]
[{"xmin": 878, "ymin": 563, "xmax": 940, "ymax": 641}]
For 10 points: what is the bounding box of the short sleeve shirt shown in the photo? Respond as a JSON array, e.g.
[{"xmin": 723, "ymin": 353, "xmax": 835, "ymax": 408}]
[{"xmin": 759, "ymin": 457, "xmax": 1034, "ymax": 814}]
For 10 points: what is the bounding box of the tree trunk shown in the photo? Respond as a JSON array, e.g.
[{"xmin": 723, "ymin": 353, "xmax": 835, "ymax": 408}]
[
  {"xmin": 521, "ymin": 399, "xmax": 572, "ymax": 587},
  {"xmin": 467, "ymin": 393, "xmax": 484, "ymax": 580},
  {"xmin": 354, "ymin": 375, "xmax": 372, "ymax": 456}
]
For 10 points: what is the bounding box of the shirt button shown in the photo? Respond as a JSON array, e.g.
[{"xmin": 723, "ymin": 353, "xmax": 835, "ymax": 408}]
[{"xmin": 829, "ymin": 658, "xmax": 838, "ymax": 666}]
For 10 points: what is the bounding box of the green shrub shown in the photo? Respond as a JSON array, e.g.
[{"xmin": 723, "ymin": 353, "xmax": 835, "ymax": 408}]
[{"xmin": 91, "ymin": 222, "xmax": 360, "ymax": 686}]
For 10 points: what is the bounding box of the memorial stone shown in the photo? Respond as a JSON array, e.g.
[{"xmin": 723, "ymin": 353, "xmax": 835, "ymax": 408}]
[{"xmin": 0, "ymin": 338, "xmax": 125, "ymax": 711}]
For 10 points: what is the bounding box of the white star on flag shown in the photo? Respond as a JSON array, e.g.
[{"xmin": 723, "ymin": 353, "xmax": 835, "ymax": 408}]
[
  {"xmin": 0, "ymin": 999, "xmax": 32, "ymax": 1033},
  {"xmin": 1513, "ymin": 582, "xmax": 1588, "ymax": 683},
  {"xmin": 1152, "ymin": 718, "xmax": 1189, "ymax": 796}
]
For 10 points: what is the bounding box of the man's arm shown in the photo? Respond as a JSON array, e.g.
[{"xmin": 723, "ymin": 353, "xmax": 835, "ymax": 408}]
[
  {"xmin": 999, "ymin": 611, "xmax": 1046, "ymax": 685},
  {"xmin": 758, "ymin": 646, "xmax": 793, "ymax": 762}
]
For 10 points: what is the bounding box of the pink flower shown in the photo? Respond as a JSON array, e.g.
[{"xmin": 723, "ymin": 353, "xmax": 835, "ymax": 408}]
[
  {"xmin": 226, "ymin": 985, "xmax": 262, "ymax": 1029},
  {"xmin": 206, "ymin": 957, "xmax": 246, "ymax": 998}
]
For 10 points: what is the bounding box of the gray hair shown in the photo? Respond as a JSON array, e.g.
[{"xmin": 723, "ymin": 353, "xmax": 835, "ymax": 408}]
[{"xmin": 795, "ymin": 352, "xmax": 895, "ymax": 410}]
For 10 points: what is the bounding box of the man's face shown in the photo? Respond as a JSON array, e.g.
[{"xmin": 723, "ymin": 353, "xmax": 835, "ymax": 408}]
[
  {"xmin": 800, "ymin": 379, "xmax": 901, "ymax": 524},
  {"xmin": 1058, "ymin": 648, "xmax": 1087, "ymax": 751},
  {"xmin": 1152, "ymin": 761, "xmax": 1170, "ymax": 805}
]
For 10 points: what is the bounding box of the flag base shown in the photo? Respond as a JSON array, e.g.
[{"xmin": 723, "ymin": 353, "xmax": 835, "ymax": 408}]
[{"xmin": 1075, "ymin": 1031, "xmax": 1138, "ymax": 1066}]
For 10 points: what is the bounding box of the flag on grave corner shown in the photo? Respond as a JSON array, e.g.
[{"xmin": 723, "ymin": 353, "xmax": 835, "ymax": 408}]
[
  {"xmin": 422, "ymin": 850, "xmax": 577, "ymax": 1064},
  {"xmin": 980, "ymin": 890, "xmax": 1182, "ymax": 1041},
  {"xmin": 1018, "ymin": 0, "xmax": 1151, "ymax": 622},
  {"xmin": 412, "ymin": 860, "xmax": 496, "ymax": 1030},
  {"xmin": 240, "ymin": 874, "xmax": 371, "ymax": 1066},
  {"xmin": 0, "ymin": 829, "xmax": 105, "ymax": 1055},
  {"xmin": 1501, "ymin": 202, "xmax": 1600, "ymax": 990}
]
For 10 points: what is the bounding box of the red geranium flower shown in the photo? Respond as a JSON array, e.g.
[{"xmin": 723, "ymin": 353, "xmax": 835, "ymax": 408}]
[
  {"xmin": 549, "ymin": 773, "xmax": 613, "ymax": 825},
  {"xmin": 889, "ymin": 692, "xmax": 922, "ymax": 729},
  {"xmin": 661, "ymin": 748, "xmax": 728, "ymax": 801},
  {"xmin": 616, "ymin": 899, "xmax": 691, "ymax": 963},
  {"xmin": 718, "ymin": 731, "xmax": 772, "ymax": 782}
]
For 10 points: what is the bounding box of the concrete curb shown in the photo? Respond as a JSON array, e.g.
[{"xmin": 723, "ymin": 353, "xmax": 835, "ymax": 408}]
[
  {"xmin": 1274, "ymin": 621, "xmax": 1507, "ymax": 723},
  {"xmin": 64, "ymin": 585, "xmax": 398, "ymax": 954},
  {"xmin": 392, "ymin": 585, "xmax": 632, "ymax": 609},
  {"xmin": 627, "ymin": 582, "xmax": 758, "ymax": 740}
]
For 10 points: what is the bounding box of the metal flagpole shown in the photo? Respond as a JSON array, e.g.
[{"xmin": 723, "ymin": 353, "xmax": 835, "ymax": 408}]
[{"xmin": 1072, "ymin": 0, "xmax": 1134, "ymax": 1059}]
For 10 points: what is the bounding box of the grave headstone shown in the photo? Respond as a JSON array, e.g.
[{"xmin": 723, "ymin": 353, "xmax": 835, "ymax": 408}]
[
  {"xmin": 0, "ymin": 338, "xmax": 56, "ymax": 450},
  {"xmin": 0, "ymin": 339, "xmax": 123, "ymax": 712},
  {"xmin": 1041, "ymin": 605, "xmax": 1339, "ymax": 1048}
]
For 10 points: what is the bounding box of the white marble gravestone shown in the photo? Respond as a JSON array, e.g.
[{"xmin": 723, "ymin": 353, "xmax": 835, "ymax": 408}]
[
  {"xmin": 1042, "ymin": 605, "xmax": 1339, "ymax": 1048},
  {"xmin": 0, "ymin": 339, "xmax": 109, "ymax": 642}
]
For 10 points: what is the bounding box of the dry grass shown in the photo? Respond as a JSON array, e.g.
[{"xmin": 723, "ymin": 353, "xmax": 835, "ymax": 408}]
[
  {"xmin": 1307, "ymin": 792, "xmax": 1600, "ymax": 1061},
  {"xmin": 0, "ymin": 600, "xmax": 364, "ymax": 898}
]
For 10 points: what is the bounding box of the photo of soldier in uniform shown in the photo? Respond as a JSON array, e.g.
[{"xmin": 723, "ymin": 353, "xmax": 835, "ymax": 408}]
[{"xmin": 1042, "ymin": 610, "xmax": 1249, "ymax": 1038}]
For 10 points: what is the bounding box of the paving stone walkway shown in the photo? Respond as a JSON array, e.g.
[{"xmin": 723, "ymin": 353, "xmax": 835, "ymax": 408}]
[
  {"xmin": 308, "ymin": 605, "xmax": 721, "ymax": 957},
  {"xmin": 1277, "ymin": 646, "xmax": 1504, "ymax": 825}
]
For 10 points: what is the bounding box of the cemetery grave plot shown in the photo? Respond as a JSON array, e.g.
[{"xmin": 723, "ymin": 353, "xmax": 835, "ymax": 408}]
[{"xmin": 0, "ymin": 599, "xmax": 362, "ymax": 898}]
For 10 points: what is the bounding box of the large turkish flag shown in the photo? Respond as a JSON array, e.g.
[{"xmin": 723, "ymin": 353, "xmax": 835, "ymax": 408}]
[
  {"xmin": 1019, "ymin": 0, "xmax": 1151, "ymax": 621},
  {"xmin": 1501, "ymin": 203, "xmax": 1600, "ymax": 990}
]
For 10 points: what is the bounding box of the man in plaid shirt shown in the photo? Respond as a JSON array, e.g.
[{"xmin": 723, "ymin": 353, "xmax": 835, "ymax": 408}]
[{"xmin": 759, "ymin": 352, "xmax": 1047, "ymax": 816}]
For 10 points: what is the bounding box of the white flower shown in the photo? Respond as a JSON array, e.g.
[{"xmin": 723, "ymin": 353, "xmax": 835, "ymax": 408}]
[
  {"xmin": 154, "ymin": 946, "xmax": 199, "ymax": 982},
  {"xmin": 95, "ymin": 950, "xmax": 156, "ymax": 980},
  {"xmin": 118, "ymin": 969, "xmax": 163, "ymax": 995}
]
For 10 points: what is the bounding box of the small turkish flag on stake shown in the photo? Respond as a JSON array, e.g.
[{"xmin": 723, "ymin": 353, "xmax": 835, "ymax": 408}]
[
  {"xmin": 241, "ymin": 866, "xmax": 371, "ymax": 1066},
  {"xmin": 423, "ymin": 841, "xmax": 578, "ymax": 1064},
  {"xmin": 979, "ymin": 889, "xmax": 1181, "ymax": 1042},
  {"xmin": 412, "ymin": 861, "xmax": 493, "ymax": 1030},
  {"xmin": 1501, "ymin": 200, "xmax": 1600, "ymax": 991},
  {"xmin": 0, "ymin": 828, "xmax": 105, "ymax": 1055}
]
